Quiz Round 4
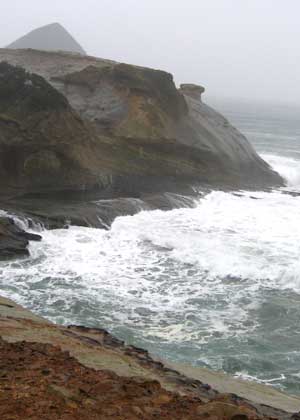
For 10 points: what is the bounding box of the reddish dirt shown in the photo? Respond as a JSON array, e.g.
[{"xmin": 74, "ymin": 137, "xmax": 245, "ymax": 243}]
[{"xmin": 0, "ymin": 338, "xmax": 270, "ymax": 420}]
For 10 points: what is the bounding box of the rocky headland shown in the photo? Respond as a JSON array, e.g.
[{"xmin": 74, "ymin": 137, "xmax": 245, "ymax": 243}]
[
  {"xmin": 0, "ymin": 48, "xmax": 283, "ymax": 197},
  {"xmin": 0, "ymin": 24, "xmax": 292, "ymax": 419},
  {"xmin": 0, "ymin": 47, "xmax": 284, "ymax": 238}
]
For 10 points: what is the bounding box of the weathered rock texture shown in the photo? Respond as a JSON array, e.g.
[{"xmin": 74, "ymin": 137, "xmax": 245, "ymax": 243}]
[
  {"xmin": 0, "ymin": 62, "xmax": 107, "ymax": 196},
  {"xmin": 0, "ymin": 49, "xmax": 284, "ymax": 199},
  {"xmin": 1, "ymin": 296, "xmax": 299, "ymax": 419},
  {"xmin": 0, "ymin": 338, "xmax": 267, "ymax": 420},
  {"xmin": 180, "ymin": 83, "xmax": 205, "ymax": 101},
  {"xmin": 6, "ymin": 22, "xmax": 86, "ymax": 55}
]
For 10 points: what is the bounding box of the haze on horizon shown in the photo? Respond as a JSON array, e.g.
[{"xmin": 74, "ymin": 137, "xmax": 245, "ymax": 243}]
[{"xmin": 1, "ymin": 0, "xmax": 300, "ymax": 107}]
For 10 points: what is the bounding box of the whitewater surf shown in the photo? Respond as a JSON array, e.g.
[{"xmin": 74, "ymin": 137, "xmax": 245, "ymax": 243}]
[{"xmin": 1, "ymin": 100, "xmax": 300, "ymax": 395}]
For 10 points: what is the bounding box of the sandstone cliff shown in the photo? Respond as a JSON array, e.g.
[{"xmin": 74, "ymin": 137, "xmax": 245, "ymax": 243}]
[
  {"xmin": 0, "ymin": 48, "xmax": 283, "ymax": 199},
  {"xmin": 0, "ymin": 62, "xmax": 107, "ymax": 196}
]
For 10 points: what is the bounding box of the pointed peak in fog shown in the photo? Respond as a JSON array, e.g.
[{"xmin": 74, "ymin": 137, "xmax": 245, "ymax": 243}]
[{"xmin": 7, "ymin": 23, "xmax": 86, "ymax": 55}]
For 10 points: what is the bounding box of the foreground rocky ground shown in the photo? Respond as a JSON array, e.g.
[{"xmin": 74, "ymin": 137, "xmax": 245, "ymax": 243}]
[
  {"xmin": 0, "ymin": 338, "xmax": 266, "ymax": 420},
  {"xmin": 0, "ymin": 296, "xmax": 300, "ymax": 419}
]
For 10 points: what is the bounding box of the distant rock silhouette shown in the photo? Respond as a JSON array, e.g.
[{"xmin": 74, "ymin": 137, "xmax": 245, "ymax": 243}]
[{"xmin": 7, "ymin": 22, "xmax": 86, "ymax": 55}]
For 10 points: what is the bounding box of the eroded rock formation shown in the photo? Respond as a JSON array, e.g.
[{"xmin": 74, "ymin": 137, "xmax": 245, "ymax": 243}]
[
  {"xmin": 180, "ymin": 83, "xmax": 205, "ymax": 101},
  {"xmin": 0, "ymin": 52, "xmax": 284, "ymax": 199}
]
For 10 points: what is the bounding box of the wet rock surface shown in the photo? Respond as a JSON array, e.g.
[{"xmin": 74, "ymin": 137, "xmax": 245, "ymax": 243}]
[
  {"xmin": 0, "ymin": 216, "xmax": 41, "ymax": 259},
  {"xmin": 0, "ymin": 191, "xmax": 199, "ymax": 230}
]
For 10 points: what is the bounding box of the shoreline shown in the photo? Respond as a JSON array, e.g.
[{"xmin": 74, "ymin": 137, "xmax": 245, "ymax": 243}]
[
  {"xmin": 166, "ymin": 361, "xmax": 300, "ymax": 414},
  {"xmin": 1, "ymin": 294, "xmax": 299, "ymax": 418}
]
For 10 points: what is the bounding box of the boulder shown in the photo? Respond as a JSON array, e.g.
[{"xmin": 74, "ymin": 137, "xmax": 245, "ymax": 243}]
[{"xmin": 0, "ymin": 216, "xmax": 41, "ymax": 260}]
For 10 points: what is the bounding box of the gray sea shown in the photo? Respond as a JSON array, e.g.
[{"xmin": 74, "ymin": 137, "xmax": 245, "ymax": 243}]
[{"xmin": 1, "ymin": 99, "xmax": 300, "ymax": 394}]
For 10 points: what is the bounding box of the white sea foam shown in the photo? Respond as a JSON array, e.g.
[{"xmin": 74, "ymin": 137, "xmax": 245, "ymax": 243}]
[
  {"xmin": 234, "ymin": 371, "xmax": 286, "ymax": 388},
  {"xmin": 261, "ymin": 153, "xmax": 300, "ymax": 188},
  {"xmin": 1, "ymin": 186, "xmax": 300, "ymax": 340},
  {"xmin": 0, "ymin": 151, "xmax": 300, "ymax": 391}
]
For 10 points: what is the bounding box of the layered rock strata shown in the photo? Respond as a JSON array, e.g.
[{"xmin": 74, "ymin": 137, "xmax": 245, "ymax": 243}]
[{"xmin": 0, "ymin": 49, "xmax": 284, "ymax": 200}]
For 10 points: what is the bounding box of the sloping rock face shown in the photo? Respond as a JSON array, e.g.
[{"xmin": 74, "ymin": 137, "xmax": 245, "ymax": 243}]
[
  {"xmin": 53, "ymin": 63, "xmax": 188, "ymax": 136},
  {"xmin": 178, "ymin": 84, "xmax": 278, "ymax": 186},
  {"xmin": 0, "ymin": 62, "xmax": 111, "ymax": 196},
  {"xmin": 0, "ymin": 49, "xmax": 284, "ymax": 197},
  {"xmin": 6, "ymin": 22, "xmax": 86, "ymax": 55},
  {"xmin": 0, "ymin": 62, "xmax": 225, "ymax": 199},
  {"xmin": 52, "ymin": 63, "xmax": 282, "ymax": 188}
]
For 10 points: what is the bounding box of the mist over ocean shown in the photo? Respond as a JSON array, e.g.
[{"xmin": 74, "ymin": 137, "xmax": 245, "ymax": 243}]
[{"xmin": 1, "ymin": 100, "xmax": 300, "ymax": 394}]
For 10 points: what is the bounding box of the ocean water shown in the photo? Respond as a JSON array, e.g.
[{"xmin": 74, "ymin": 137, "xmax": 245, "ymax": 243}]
[{"xmin": 1, "ymin": 100, "xmax": 300, "ymax": 394}]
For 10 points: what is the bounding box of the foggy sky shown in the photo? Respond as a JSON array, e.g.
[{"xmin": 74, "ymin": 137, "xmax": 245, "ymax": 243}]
[{"xmin": 1, "ymin": 0, "xmax": 300, "ymax": 106}]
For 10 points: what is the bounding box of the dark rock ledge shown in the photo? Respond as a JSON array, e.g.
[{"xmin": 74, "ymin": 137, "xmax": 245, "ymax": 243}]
[{"xmin": 0, "ymin": 216, "xmax": 41, "ymax": 260}]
